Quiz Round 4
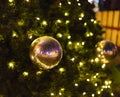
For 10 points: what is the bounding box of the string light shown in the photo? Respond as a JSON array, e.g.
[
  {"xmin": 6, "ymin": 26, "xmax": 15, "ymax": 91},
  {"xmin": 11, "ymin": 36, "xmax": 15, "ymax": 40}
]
[
  {"xmin": 84, "ymin": 22, "xmax": 87, "ymax": 26},
  {"xmin": 65, "ymin": 20, "xmax": 70, "ymax": 24},
  {"xmin": 83, "ymin": 92, "xmax": 86, "ymax": 95},
  {"xmin": 71, "ymin": 57, "xmax": 75, "ymax": 62},
  {"xmin": 68, "ymin": 41, "xmax": 72, "ymax": 45},
  {"xmin": 36, "ymin": 17, "xmax": 40, "ymax": 20},
  {"xmin": 25, "ymin": 0, "xmax": 29, "ymax": 2},
  {"xmin": 9, "ymin": 0, "xmax": 14, "ymax": 3},
  {"xmin": 92, "ymin": 94, "xmax": 95, "ymax": 97},
  {"xmin": 111, "ymin": 93, "xmax": 114, "ymax": 96},
  {"xmin": 50, "ymin": 93, "xmax": 55, "ymax": 96},
  {"xmin": 78, "ymin": 3, "xmax": 81, "ymax": 6},
  {"xmin": 101, "ymin": 63, "xmax": 106, "ymax": 69},
  {"xmin": 91, "ymin": 19, "xmax": 94, "ymax": 22},
  {"xmin": 42, "ymin": 20, "xmax": 47, "ymax": 26},
  {"xmin": 64, "ymin": 12, "xmax": 69, "ymax": 16},
  {"xmin": 67, "ymin": 35, "xmax": 71, "ymax": 39},
  {"xmin": 95, "ymin": 57, "xmax": 99, "ymax": 62},
  {"xmin": 94, "ymin": 83, "xmax": 98, "ymax": 87},
  {"xmin": 94, "ymin": 20, "xmax": 97, "ymax": 24},
  {"xmin": 8, "ymin": 61, "xmax": 15, "ymax": 69},
  {"xmin": 97, "ymin": 91, "xmax": 101, "ymax": 94},
  {"xmin": 57, "ymin": 33, "xmax": 62, "ymax": 38},
  {"xmin": 78, "ymin": 17, "xmax": 82, "ymax": 20},
  {"xmin": 82, "ymin": 42, "xmax": 85, "ymax": 45},
  {"xmin": 86, "ymin": 79, "xmax": 90, "ymax": 82},
  {"xmin": 80, "ymin": 13, "xmax": 84, "ymax": 18},
  {"xmin": 59, "ymin": 92, "xmax": 62, "ymax": 95},
  {"xmin": 56, "ymin": 19, "xmax": 62, "ymax": 23},
  {"xmin": 23, "ymin": 71, "xmax": 29, "ymax": 76},
  {"xmin": 36, "ymin": 71, "xmax": 43, "ymax": 75},
  {"xmin": 18, "ymin": 19, "xmax": 24, "ymax": 26},
  {"xmin": 59, "ymin": 2, "xmax": 62, "ymax": 7},
  {"xmin": 74, "ymin": 83, "xmax": 79, "ymax": 87},
  {"xmin": 59, "ymin": 68, "xmax": 65, "ymax": 73},
  {"xmin": 68, "ymin": 1, "xmax": 71, "ymax": 5},
  {"xmin": 12, "ymin": 31, "xmax": 18, "ymax": 38}
]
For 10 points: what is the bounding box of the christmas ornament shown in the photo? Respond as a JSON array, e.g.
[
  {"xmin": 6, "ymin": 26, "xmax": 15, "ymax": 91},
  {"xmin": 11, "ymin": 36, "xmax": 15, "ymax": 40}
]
[
  {"xmin": 96, "ymin": 40, "xmax": 118, "ymax": 60},
  {"xmin": 30, "ymin": 36, "xmax": 63, "ymax": 70}
]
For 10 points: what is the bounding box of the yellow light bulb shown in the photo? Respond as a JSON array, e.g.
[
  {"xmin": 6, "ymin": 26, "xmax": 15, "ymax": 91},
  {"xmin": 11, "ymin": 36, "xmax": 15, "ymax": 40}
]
[
  {"xmin": 78, "ymin": 3, "xmax": 81, "ymax": 6},
  {"xmin": 23, "ymin": 71, "xmax": 29, "ymax": 76},
  {"xmin": 75, "ymin": 83, "xmax": 79, "ymax": 87},
  {"xmin": 57, "ymin": 33, "xmax": 62, "ymax": 38},
  {"xmin": 42, "ymin": 20, "xmax": 47, "ymax": 26},
  {"xmin": 8, "ymin": 61, "xmax": 15, "ymax": 69},
  {"xmin": 68, "ymin": 1, "xmax": 71, "ymax": 5},
  {"xmin": 50, "ymin": 93, "xmax": 54, "ymax": 96},
  {"xmin": 80, "ymin": 13, "xmax": 84, "ymax": 18},
  {"xmin": 9, "ymin": 0, "xmax": 13, "ymax": 3},
  {"xmin": 57, "ymin": 19, "xmax": 62, "ymax": 23},
  {"xmin": 64, "ymin": 12, "xmax": 69, "ymax": 16},
  {"xmin": 59, "ymin": 68, "xmax": 65, "ymax": 73}
]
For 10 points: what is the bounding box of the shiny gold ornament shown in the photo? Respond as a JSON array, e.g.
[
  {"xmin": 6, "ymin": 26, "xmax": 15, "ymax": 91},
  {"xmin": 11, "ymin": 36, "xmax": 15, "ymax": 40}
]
[{"xmin": 30, "ymin": 36, "xmax": 63, "ymax": 70}]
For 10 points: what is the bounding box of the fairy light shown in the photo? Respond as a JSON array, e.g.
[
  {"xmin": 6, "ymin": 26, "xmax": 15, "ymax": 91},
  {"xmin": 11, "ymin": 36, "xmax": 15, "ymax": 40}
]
[
  {"xmin": 94, "ymin": 83, "xmax": 98, "ymax": 87},
  {"xmin": 23, "ymin": 71, "xmax": 29, "ymax": 76},
  {"xmin": 97, "ymin": 91, "xmax": 101, "ymax": 94},
  {"xmin": 91, "ymin": 19, "xmax": 94, "ymax": 22},
  {"xmin": 74, "ymin": 83, "xmax": 79, "ymax": 87},
  {"xmin": 78, "ymin": 3, "xmax": 81, "ymax": 6},
  {"xmin": 111, "ymin": 93, "xmax": 114, "ymax": 96},
  {"xmin": 92, "ymin": 94, "xmax": 95, "ymax": 97},
  {"xmin": 79, "ymin": 62, "xmax": 84, "ymax": 67},
  {"xmin": 8, "ymin": 61, "xmax": 15, "ymax": 69},
  {"xmin": 78, "ymin": 17, "xmax": 82, "ymax": 20},
  {"xmin": 67, "ymin": 35, "xmax": 71, "ymax": 39},
  {"xmin": 64, "ymin": 12, "xmax": 69, "ymax": 16},
  {"xmin": 76, "ymin": 42, "xmax": 80, "ymax": 46},
  {"xmin": 36, "ymin": 17, "xmax": 40, "ymax": 20},
  {"xmin": 102, "ymin": 63, "xmax": 106, "ymax": 69},
  {"xmin": 68, "ymin": 41, "xmax": 72, "ymax": 45},
  {"xmin": 84, "ymin": 22, "xmax": 87, "ymax": 26},
  {"xmin": 36, "ymin": 71, "xmax": 43, "ymax": 75},
  {"xmin": 82, "ymin": 42, "xmax": 85, "ymax": 45},
  {"xmin": 25, "ymin": 0, "xmax": 29, "ymax": 2},
  {"xmin": 57, "ymin": 19, "xmax": 62, "ymax": 23},
  {"xmin": 95, "ymin": 57, "xmax": 99, "ymax": 62},
  {"xmin": 65, "ymin": 20, "xmax": 70, "ymax": 24},
  {"xmin": 42, "ymin": 20, "xmax": 47, "ymax": 26},
  {"xmin": 86, "ymin": 79, "xmax": 90, "ymax": 82},
  {"xmin": 71, "ymin": 57, "xmax": 75, "ymax": 62},
  {"xmin": 60, "ymin": 88, "xmax": 65, "ymax": 92},
  {"xmin": 9, "ymin": 0, "xmax": 14, "ymax": 3},
  {"xmin": 94, "ymin": 20, "xmax": 97, "ymax": 24},
  {"xmin": 91, "ymin": 59, "xmax": 94, "ymax": 62},
  {"xmin": 83, "ymin": 92, "xmax": 86, "ymax": 95},
  {"xmin": 80, "ymin": 13, "xmax": 84, "ymax": 18},
  {"xmin": 68, "ymin": 1, "xmax": 71, "ymax": 5},
  {"xmin": 90, "ymin": 32, "xmax": 93, "ymax": 36},
  {"xmin": 59, "ymin": 2, "xmax": 62, "ymax": 7},
  {"xmin": 18, "ymin": 19, "xmax": 24, "ymax": 26},
  {"xmin": 50, "ymin": 93, "xmax": 55, "ymax": 96},
  {"xmin": 93, "ymin": 75, "xmax": 97, "ymax": 79},
  {"xmin": 59, "ymin": 92, "xmax": 62, "ymax": 95},
  {"xmin": 59, "ymin": 68, "xmax": 65, "ymax": 73},
  {"xmin": 12, "ymin": 31, "xmax": 18, "ymax": 38},
  {"xmin": 57, "ymin": 33, "xmax": 62, "ymax": 38}
]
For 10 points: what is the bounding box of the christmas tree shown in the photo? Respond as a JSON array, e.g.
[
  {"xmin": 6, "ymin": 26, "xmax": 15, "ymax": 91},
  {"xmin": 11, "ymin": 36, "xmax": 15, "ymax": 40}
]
[{"xmin": 0, "ymin": 0, "xmax": 120, "ymax": 97}]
